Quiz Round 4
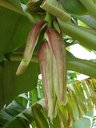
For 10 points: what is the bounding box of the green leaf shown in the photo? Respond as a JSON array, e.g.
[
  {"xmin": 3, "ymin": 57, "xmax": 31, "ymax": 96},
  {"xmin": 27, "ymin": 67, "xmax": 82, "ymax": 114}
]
[
  {"xmin": 73, "ymin": 15, "xmax": 96, "ymax": 29},
  {"xmin": 0, "ymin": 7, "xmax": 32, "ymax": 59},
  {"xmin": 1, "ymin": 106, "xmax": 33, "ymax": 128},
  {"xmin": 58, "ymin": 0, "xmax": 87, "ymax": 15},
  {"xmin": 0, "ymin": 87, "xmax": 41, "ymax": 128},
  {"xmin": 0, "ymin": 0, "xmax": 24, "ymax": 15},
  {"xmin": 67, "ymin": 51, "xmax": 96, "ymax": 78},
  {"xmin": 33, "ymin": 105, "xmax": 49, "ymax": 128},
  {"xmin": 20, "ymin": 0, "xmax": 28, "ymax": 4},
  {"xmin": 0, "ymin": 61, "xmax": 39, "ymax": 109}
]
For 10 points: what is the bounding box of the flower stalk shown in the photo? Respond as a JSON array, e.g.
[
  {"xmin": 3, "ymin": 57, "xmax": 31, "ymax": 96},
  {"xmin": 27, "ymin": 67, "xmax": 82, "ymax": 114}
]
[{"xmin": 40, "ymin": 0, "xmax": 71, "ymax": 22}]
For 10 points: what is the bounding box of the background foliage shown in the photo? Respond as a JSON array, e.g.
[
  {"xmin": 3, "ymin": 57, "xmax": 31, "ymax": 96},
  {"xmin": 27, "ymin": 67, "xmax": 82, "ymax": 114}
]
[{"xmin": 0, "ymin": 0, "xmax": 96, "ymax": 127}]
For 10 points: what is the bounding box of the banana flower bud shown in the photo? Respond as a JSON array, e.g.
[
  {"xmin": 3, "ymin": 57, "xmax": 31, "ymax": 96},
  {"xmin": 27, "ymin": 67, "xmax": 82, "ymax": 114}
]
[{"xmin": 16, "ymin": 20, "xmax": 46, "ymax": 76}]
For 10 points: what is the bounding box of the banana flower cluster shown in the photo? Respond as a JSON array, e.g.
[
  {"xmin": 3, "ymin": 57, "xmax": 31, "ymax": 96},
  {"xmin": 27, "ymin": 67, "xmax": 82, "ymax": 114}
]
[{"xmin": 16, "ymin": 20, "xmax": 66, "ymax": 120}]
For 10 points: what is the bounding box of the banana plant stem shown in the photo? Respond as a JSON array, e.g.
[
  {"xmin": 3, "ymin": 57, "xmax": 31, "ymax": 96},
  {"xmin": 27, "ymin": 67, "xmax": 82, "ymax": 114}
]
[
  {"xmin": 40, "ymin": 0, "xmax": 71, "ymax": 22},
  {"xmin": 4, "ymin": 53, "xmax": 39, "ymax": 63},
  {"xmin": 59, "ymin": 20, "xmax": 96, "ymax": 50},
  {"xmin": 45, "ymin": 12, "xmax": 53, "ymax": 27},
  {"xmin": 4, "ymin": 52, "xmax": 96, "ymax": 78},
  {"xmin": 0, "ymin": 0, "xmax": 24, "ymax": 15}
]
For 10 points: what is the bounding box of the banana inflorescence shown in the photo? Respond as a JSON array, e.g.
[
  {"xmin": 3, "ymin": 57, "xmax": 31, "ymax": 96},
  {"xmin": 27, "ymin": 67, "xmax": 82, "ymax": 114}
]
[
  {"xmin": 16, "ymin": 0, "xmax": 96, "ymax": 122},
  {"xmin": 16, "ymin": 20, "xmax": 66, "ymax": 120}
]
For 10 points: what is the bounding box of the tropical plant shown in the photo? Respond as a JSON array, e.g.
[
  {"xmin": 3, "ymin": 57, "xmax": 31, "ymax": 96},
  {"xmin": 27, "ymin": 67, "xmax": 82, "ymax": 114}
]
[{"xmin": 0, "ymin": 0, "xmax": 96, "ymax": 127}]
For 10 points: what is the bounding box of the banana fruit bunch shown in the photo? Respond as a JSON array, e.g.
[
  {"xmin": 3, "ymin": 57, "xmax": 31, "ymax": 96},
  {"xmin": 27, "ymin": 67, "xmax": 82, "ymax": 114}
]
[{"xmin": 16, "ymin": 20, "xmax": 66, "ymax": 120}]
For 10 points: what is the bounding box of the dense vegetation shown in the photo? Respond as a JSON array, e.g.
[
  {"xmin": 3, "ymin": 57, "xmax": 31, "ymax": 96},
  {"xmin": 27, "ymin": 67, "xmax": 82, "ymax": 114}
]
[{"xmin": 0, "ymin": 0, "xmax": 96, "ymax": 128}]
